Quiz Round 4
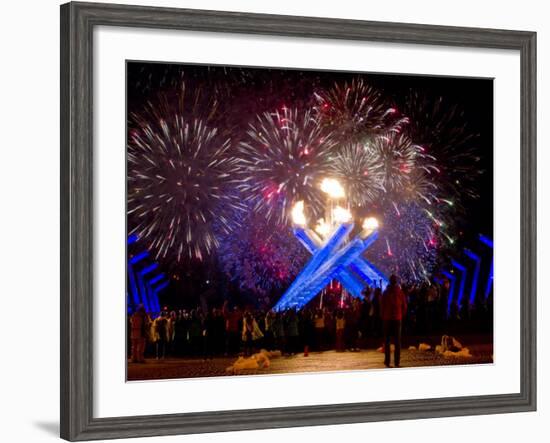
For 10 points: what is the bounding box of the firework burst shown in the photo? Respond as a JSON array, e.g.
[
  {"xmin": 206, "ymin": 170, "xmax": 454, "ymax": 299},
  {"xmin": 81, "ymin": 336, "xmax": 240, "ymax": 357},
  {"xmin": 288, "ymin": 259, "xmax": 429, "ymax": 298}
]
[
  {"xmin": 126, "ymin": 63, "xmax": 488, "ymax": 291},
  {"xmin": 237, "ymin": 107, "xmax": 338, "ymax": 224},
  {"xmin": 364, "ymin": 201, "xmax": 439, "ymax": 284},
  {"xmin": 369, "ymin": 132, "xmax": 432, "ymax": 195},
  {"xmin": 217, "ymin": 211, "xmax": 308, "ymax": 296},
  {"xmin": 329, "ymin": 142, "xmax": 386, "ymax": 208},
  {"xmin": 314, "ymin": 78, "xmax": 408, "ymax": 142},
  {"xmin": 401, "ymin": 168, "xmax": 439, "ymax": 205},
  {"xmin": 128, "ymin": 91, "xmax": 244, "ymax": 262},
  {"xmin": 400, "ymin": 91, "xmax": 483, "ymax": 202},
  {"xmin": 310, "ymin": 81, "xmax": 453, "ymax": 283},
  {"xmin": 356, "ymin": 131, "xmax": 453, "ymax": 282}
]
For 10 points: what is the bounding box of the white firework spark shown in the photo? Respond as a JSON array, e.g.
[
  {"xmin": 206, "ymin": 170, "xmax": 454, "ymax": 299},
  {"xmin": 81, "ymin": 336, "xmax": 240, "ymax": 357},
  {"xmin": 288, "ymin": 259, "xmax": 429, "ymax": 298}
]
[
  {"xmin": 329, "ymin": 142, "xmax": 386, "ymax": 208},
  {"xmin": 128, "ymin": 116, "xmax": 244, "ymax": 262},
  {"xmin": 237, "ymin": 107, "xmax": 338, "ymax": 224}
]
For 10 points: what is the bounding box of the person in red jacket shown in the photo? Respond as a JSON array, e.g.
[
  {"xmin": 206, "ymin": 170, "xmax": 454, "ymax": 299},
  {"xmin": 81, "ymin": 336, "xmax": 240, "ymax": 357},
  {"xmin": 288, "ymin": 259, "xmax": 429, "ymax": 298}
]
[
  {"xmin": 380, "ymin": 274, "xmax": 408, "ymax": 368},
  {"xmin": 130, "ymin": 304, "xmax": 149, "ymax": 363}
]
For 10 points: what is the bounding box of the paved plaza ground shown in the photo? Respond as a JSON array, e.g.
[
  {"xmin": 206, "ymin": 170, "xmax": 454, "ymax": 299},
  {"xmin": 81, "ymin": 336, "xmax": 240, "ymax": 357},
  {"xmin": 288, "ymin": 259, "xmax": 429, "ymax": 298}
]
[{"xmin": 127, "ymin": 336, "xmax": 493, "ymax": 381}]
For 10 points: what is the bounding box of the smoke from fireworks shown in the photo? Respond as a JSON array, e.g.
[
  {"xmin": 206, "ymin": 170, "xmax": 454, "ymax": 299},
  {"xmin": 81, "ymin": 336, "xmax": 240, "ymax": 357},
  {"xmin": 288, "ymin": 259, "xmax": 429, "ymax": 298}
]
[{"xmin": 237, "ymin": 107, "xmax": 338, "ymax": 224}]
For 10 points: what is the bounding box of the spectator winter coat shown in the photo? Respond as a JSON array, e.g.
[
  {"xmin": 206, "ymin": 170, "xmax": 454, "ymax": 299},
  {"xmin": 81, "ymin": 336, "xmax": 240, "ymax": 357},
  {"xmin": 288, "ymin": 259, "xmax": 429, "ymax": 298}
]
[
  {"xmin": 130, "ymin": 309, "xmax": 149, "ymax": 340},
  {"xmin": 380, "ymin": 283, "xmax": 408, "ymax": 321},
  {"xmin": 242, "ymin": 317, "xmax": 264, "ymax": 341},
  {"xmin": 151, "ymin": 315, "xmax": 170, "ymax": 343},
  {"xmin": 223, "ymin": 304, "xmax": 241, "ymax": 333}
]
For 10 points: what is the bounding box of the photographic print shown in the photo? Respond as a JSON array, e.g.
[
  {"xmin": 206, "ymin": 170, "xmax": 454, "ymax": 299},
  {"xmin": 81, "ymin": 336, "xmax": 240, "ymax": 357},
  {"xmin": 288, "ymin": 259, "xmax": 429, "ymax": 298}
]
[{"xmin": 126, "ymin": 61, "xmax": 493, "ymax": 381}]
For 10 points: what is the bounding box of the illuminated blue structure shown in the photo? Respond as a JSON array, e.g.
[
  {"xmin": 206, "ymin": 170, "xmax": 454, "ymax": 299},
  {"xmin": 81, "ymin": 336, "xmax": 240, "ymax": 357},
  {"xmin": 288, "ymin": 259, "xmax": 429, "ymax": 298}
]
[
  {"xmin": 127, "ymin": 233, "xmax": 139, "ymax": 245},
  {"xmin": 479, "ymin": 234, "xmax": 494, "ymax": 299},
  {"xmin": 274, "ymin": 222, "xmax": 388, "ymax": 311},
  {"xmin": 439, "ymin": 234, "xmax": 493, "ymax": 312},
  {"xmin": 129, "ymin": 251, "xmax": 149, "ymax": 265},
  {"xmin": 293, "ymin": 225, "xmax": 363, "ymax": 299},
  {"xmin": 485, "ymin": 261, "xmax": 494, "ymax": 299},
  {"xmin": 127, "ymin": 235, "xmax": 168, "ymax": 314},
  {"xmin": 442, "ymin": 270, "xmax": 456, "ymax": 313},
  {"xmin": 149, "ymin": 273, "xmax": 165, "ymax": 286},
  {"xmin": 127, "ymin": 262, "xmax": 141, "ymax": 307},
  {"xmin": 451, "ymin": 259, "xmax": 467, "ymax": 307},
  {"xmin": 464, "ymin": 249, "xmax": 481, "ymax": 305},
  {"xmin": 294, "ymin": 227, "xmax": 387, "ymax": 296}
]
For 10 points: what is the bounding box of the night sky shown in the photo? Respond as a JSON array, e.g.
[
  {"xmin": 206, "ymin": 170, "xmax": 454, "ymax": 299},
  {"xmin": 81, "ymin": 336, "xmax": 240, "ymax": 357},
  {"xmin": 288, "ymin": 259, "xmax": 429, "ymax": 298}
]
[{"xmin": 127, "ymin": 61, "xmax": 493, "ymax": 309}]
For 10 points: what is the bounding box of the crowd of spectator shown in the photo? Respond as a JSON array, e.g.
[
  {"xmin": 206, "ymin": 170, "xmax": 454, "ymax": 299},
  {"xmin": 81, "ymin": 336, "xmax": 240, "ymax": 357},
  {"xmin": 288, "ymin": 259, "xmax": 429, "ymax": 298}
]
[{"xmin": 129, "ymin": 277, "xmax": 493, "ymax": 364}]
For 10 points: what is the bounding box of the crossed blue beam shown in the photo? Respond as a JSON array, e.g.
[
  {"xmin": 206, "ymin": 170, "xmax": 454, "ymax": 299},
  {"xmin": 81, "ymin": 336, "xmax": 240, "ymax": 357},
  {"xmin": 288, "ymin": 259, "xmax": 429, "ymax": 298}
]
[
  {"xmin": 275, "ymin": 223, "xmax": 353, "ymax": 311},
  {"xmin": 479, "ymin": 234, "xmax": 494, "ymax": 299},
  {"xmin": 154, "ymin": 280, "xmax": 170, "ymax": 294},
  {"xmin": 140, "ymin": 263, "xmax": 159, "ymax": 277},
  {"xmin": 146, "ymin": 277, "xmax": 164, "ymax": 313},
  {"xmin": 439, "ymin": 234, "xmax": 493, "ymax": 312},
  {"xmin": 132, "ymin": 268, "xmax": 163, "ymax": 313},
  {"xmin": 295, "ymin": 228, "xmax": 364, "ymax": 298},
  {"xmin": 295, "ymin": 227, "xmax": 388, "ymax": 294},
  {"xmin": 127, "ymin": 235, "xmax": 165, "ymax": 313},
  {"xmin": 451, "ymin": 259, "xmax": 467, "ymax": 307},
  {"xmin": 149, "ymin": 273, "xmax": 165, "ymax": 286},
  {"xmin": 127, "ymin": 262, "xmax": 142, "ymax": 308},
  {"xmin": 442, "ymin": 270, "xmax": 456, "ymax": 314},
  {"xmin": 464, "ymin": 249, "xmax": 481, "ymax": 305},
  {"xmin": 485, "ymin": 261, "xmax": 494, "ymax": 299},
  {"xmin": 274, "ymin": 223, "xmax": 388, "ymax": 311},
  {"xmin": 137, "ymin": 264, "xmax": 160, "ymax": 311},
  {"xmin": 128, "ymin": 262, "xmax": 149, "ymax": 312},
  {"xmin": 130, "ymin": 251, "xmax": 149, "ymax": 265}
]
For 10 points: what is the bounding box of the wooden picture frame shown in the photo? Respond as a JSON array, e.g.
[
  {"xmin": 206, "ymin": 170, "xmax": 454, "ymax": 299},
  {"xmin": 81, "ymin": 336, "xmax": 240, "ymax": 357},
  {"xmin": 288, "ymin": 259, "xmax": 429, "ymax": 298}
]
[{"xmin": 60, "ymin": 2, "xmax": 536, "ymax": 440}]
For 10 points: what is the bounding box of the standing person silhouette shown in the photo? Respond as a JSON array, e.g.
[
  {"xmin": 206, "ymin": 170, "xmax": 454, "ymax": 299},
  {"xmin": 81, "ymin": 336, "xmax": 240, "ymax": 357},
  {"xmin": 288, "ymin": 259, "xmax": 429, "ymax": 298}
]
[
  {"xmin": 380, "ymin": 274, "xmax": 408, "ymax": 368},
  {"xmin": 130, "ymin": 304, "xmax": 149, "ymax": 363}
]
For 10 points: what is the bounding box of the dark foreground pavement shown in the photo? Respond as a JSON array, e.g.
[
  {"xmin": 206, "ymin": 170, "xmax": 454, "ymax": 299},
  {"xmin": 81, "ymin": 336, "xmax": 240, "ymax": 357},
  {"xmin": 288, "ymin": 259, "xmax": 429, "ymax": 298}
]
[{"xmin": 128, "ymin": 340, "xmax": 493, "ymax": 381}]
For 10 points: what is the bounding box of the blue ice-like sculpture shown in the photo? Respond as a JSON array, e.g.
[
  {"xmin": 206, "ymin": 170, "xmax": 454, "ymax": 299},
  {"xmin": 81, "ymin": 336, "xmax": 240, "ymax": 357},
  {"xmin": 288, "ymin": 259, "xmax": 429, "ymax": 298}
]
[{"xmin": 274, "ymin": 222, "xmax": 388, "ymax": 311}]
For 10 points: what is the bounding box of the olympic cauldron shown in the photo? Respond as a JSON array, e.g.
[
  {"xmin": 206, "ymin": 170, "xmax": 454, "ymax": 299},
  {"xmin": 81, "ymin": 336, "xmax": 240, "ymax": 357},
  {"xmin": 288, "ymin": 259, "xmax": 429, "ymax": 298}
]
[{"xmin": 274, "ymin": 179, "xmax": 388, "ymax": 311}]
